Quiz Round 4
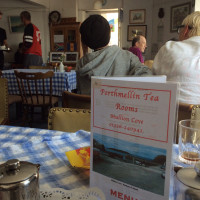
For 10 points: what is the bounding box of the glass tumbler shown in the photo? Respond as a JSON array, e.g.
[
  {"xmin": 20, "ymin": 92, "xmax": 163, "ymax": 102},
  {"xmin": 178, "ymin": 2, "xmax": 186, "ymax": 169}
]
[{"xmin": 179, "ymin": 120, "xmax": 200, "ymax": 165}]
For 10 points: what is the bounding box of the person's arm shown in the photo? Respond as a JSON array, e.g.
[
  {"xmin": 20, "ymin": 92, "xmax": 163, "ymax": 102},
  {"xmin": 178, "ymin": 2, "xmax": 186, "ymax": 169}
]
[
  {"xmin": 129, "ymin": 54, "xmax": 152, "ymax": 76},
  {"xmin": 2, "ymin": 29, "xmax": 8, "ymax": 48},
  {"xmin": 21, "ymin": 23, "xmax": 34, "ymax": 53},
  {"xmin": 3, "ymin": 40, "xmax": 8, "ymax": 48}
]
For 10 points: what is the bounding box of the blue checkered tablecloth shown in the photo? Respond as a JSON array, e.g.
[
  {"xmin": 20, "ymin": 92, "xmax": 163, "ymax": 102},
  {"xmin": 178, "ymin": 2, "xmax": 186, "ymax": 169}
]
[
  {"xmin": 2, "ymin": 69, "xmax": 77, "ymax": 96},
  {"xmin": 0, "ymin": 125, "xmax": 193, "ymax": 198},
  {"xmin": 0, "ymin": 125, "xmax": 90, "ymax": 189}
]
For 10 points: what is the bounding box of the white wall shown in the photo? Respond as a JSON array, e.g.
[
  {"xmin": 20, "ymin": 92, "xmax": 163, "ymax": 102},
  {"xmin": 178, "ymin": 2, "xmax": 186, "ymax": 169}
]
[
  {"xmin": 195, "ymin": 0, "xmax": 200, "ymax": 10},
  {"xmin": 25, "ymin": 0, "xmax": 49, "ymax": 8},
  {"xmin": 48, "ymin": 0, "xmax": 77, "ymax": 18},
  {"xmin": 0, "ymin": 0, "xmax": 49, "ymax": 63},
  {"xmin": 151, "ymin": 0, "xmax": 194, "ymax": 58},
  {"xmin": 77, "ymin": 0, "xmax": 122, "ymax": 10},
  {"xmin": 77, "ymin": 0, "xmax": 122, "ymax": 23},
  {"xmin": 28, "ymin": 0, "xmax": 78, "ymax": 17}
]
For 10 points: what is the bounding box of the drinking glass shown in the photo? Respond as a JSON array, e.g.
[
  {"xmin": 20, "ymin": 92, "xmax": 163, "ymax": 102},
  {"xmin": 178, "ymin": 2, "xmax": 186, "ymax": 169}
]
[{"xmin": 179, "ymin": 120, "xmax": 200, "ymax": 165}]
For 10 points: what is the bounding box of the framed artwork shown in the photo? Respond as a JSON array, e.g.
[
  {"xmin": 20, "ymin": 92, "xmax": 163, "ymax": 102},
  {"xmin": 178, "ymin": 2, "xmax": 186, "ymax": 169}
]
[
  {"xmin": 170, "ymin": 2, "xmax": 191, "ymax": 32},
  {"xmin": 65, "ymin": 52, "xmax": 79, "ymax": 63},
  {"xmin": 50, "ymin": 52, "xmax": 63, "ymax": 62},
  {"xmin": 127, "ymin": 25, "xmax": 147, "ymax": 41},
  {"xmin": 129, "ymin": 9, "xmax": 146, "ymax": 24},
  {"xmin": 9, "ymin": 16, "xmax": 24, "ymax": 33}
]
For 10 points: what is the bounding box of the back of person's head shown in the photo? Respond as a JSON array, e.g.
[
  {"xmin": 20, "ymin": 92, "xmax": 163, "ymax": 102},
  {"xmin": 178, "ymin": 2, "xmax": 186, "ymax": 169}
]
[
  {"xmin": 20, "ymin": 11, "xmax": 31, "ymax": 21},
  {"xmin": 80, "ymin": 14, "xmax": 111, "ymax": 50},
  {"xmin": 182, "ymin": 11, "xmax": 200, "ymax": 37},
  {"xmin": 132, "ymin": 35, "xmax": 141, "ymax": 47}
]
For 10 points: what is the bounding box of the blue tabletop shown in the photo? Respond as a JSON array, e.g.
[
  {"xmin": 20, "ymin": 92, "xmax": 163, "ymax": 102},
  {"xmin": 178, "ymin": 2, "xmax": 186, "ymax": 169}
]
[
  {"xmin": 0, "ymin": 125, "xmax": 193, "ymax": 199},
  {"xmin": 0, "ymin": 125, "xmax": 90, "ymax": 189},
  {"xmin": 2, "ymin": 69, "xmax": 77, "ymax": 96}
]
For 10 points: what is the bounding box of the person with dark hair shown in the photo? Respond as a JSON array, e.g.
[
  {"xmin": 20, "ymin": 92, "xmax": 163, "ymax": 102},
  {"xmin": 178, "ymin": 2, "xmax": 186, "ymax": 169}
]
[
  {"xmin": 0, "ymin": 11, "xmax": 9, "ymax": 69},
  {"xmin": 76, "ymin": 15, "xmax": 151, "ymax": 95},
  {"xmin": 129, "ymin": 35, "xmax": 147, "ymax": 64},
  {"xmin": 20, "ymin": 11, "xmax": 43, "ymax": 68}
]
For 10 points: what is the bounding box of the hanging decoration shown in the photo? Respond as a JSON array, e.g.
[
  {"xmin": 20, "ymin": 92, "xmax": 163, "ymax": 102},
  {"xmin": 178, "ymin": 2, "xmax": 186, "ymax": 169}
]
[
  {"xmin": 157, "ymin": 8, "xmax": 164, "ymax": 42},
  {"xmin": 102, "ymin": 0, "xmax": 107, "ymax": 6}
]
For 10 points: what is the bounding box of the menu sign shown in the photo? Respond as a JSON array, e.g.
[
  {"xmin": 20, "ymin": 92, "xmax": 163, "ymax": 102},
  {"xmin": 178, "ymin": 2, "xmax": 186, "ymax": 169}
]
[{"xmin": 90, "ymin": 77, "xmax": 178, "ymax": 200}]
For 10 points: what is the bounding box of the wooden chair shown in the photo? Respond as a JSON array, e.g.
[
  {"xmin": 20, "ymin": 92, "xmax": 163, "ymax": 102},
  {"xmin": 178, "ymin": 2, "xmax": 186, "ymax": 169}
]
[
  {"xmin": 0, "ymin": 78, "xmax": 9, "ymax": 125},
  {"xmin": 14, "ymin": 70, "xmax": 58, "ymax": 126},
  {"xmin": 144, "ymin": 60, "xmax": 154, "ymax": 69},
  {"xmin": 62, "ymin": 90, "xmax": 91, "ymax": 109},
  {"xmin": 11, "ymin": 64, "xmax": 24, "ymax": 69},
  {"xmin": 29, "ymin": 66, "xmax": 54, "ymax": 70},
  {"xmin": 48, "ymin": 107, "xmax": 91, "ymax": 132},
  {"xmin": 0, "ymin": 70, "xmax": 21, "ymax": 106},
  {"xmin": 178, "ymin": 102, "xmax": 193, "ymax": 122},
  {"xmin": 0, "ymin": 71, "xmax": 21, "ymax": 123}
]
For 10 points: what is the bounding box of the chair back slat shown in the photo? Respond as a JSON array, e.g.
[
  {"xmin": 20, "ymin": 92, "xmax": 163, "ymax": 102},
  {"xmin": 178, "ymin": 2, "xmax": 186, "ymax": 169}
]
[
  {"xmin": 42, "ymin": 79, "xmax": 45, "ymax": 104},
  {"xmin": 14, "ymin": 70, "xmax": 54, "ymax": 106},
  {"xmin": 20, "ymin": 78, "xmax": 28, "ymax": 104},
  {"xmin": 15, "ymin": 76, "xmax": 23, "ymax": 102},
  {"xmin": 27, "ymin": 79, "xmax": 34, "ymax": 104},
  {"xmin": 29, "ymin": 66, "xmax": 53, "ymax": 70},
  {"xmin": 34, "ymin": 79, "xmax": 39, "ymax": 104},
  {"xmin": 0, "ymin": 78, "xmax": 9, "ymax": 124},
  {"xmin": 50, "ymin": 77, "xmax": 52, "ymax": 104}
]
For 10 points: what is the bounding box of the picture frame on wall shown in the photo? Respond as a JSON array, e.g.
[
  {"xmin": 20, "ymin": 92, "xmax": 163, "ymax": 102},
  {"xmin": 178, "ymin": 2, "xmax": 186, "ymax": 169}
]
[
  {"xmin": 50, "ymin": 52, "xmax": 79, "ymax": 63},
  {"xmin": 170, "ymin": 2, "xmax": 191, "ymax": 32},
  {"xmin": 65, "ymin": 52, "xmax": 79, "ymax": 63},
  {"xmin": 127, "ymin": 25, "xmax": 147, "ymax": 41},
  {"xmin": 9, "ymin": 16, "xmax": 24, "ymax": 33},
  {"xmin": 50, "ymin": 52, "xmax": 63, "ymax": 62},
  {"xmin": 129, "ymin": 9, "xmax": 146, "ymax": 24}
]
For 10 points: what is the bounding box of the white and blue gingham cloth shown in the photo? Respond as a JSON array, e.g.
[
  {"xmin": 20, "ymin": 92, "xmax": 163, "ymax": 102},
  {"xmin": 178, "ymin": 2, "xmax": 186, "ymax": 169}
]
[
  {"xmin": 2, "ymin": 69, "xmax": 77, "ymax": 96},
  {"xmin": 0, "ymin": 125, "xmax": 191, "ymax": 198},
  {"xmin": 0, "ymin": 125, "xmax": 90, "ymax": 189}
]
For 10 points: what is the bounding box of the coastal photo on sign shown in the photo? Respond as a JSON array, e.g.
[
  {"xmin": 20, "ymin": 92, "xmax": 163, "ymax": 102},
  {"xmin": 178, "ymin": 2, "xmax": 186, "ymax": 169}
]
[{"xmin": 93, "ymin": 133, "xmax": 166, "ymax": 196}]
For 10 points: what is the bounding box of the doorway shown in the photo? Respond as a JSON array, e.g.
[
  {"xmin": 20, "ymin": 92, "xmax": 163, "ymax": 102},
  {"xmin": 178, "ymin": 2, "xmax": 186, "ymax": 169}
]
[{"xmin": 101, "ymin": 12, "xmax": 118, "ymax": 46}]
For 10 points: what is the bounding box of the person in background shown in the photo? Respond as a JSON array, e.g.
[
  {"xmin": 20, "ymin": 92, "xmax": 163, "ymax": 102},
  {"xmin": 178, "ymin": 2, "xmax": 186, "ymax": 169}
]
[
  {"xmin": 129, "ymin": 35, "xmax": 147, "ymax": 64},
  {"xmin": 20, "ymin": 11, "xmax": 43, "ymax": 68},
  {"xmin": 0, "ymin": 11, "xmax": 8, "ymax": 69},
  {"xmin": 15, "ymin": 42, "xmax": 24, "ymax": 64},
  {"xmin": 76, "ymin": 15, "xmax": 152, "ymax": 95},
  {"xmin": 152, "ymin": 11, "xmax": 200, "ymax": 104}
]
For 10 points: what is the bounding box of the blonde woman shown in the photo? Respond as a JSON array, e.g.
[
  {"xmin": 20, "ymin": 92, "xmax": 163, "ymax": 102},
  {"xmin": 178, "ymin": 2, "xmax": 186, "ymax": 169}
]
[{"xmin": 152, "ymin": 11, "xmax": 200, "ymax": 104}]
